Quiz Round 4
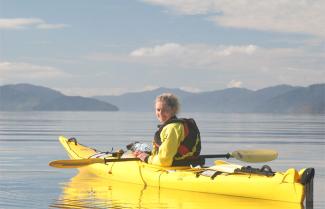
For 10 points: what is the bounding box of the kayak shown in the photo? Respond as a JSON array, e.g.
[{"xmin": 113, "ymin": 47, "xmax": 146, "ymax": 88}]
[
  {"xmin": 53, "ymin": 171, "xmax": 303, "ymax": 209},
  {"xmin": 56, "ymin": 136, "xmax": 314, "ymax": 203}
]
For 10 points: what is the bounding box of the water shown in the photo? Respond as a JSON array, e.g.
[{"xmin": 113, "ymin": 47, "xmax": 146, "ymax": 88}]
[{"xmin": 0, "ymin": 111, "xmax": 324, "ymax": 209}]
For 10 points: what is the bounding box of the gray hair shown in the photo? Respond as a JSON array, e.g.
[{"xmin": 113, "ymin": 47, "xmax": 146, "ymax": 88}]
[{"xmin": 155, "ymin": 93, "xmax": 180, "ymax": 114}]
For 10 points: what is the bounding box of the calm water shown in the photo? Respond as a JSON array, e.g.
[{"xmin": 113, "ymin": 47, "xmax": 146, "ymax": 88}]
[{"xmin": 0, "ymin": 111, "xmax": 324, "ymax": 209}]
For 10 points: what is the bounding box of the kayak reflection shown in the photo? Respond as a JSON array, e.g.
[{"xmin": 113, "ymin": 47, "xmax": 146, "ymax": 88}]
[{"xmin": 51, "ymin": 171, "xmax": 304, "ymax": 209}]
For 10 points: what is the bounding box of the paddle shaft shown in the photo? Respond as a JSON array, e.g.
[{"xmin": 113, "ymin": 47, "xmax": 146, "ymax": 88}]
[
  {"xmin": 107, "ymin": 154, "xmax": 232, "ymax": 163},
  {"xmin": 200, "ymin": 154, "xmax": 231, "ymax": 159},
  {"xmin": 104, "ymin": 158, "xmax": 140, "ymax": 163},
  {"xmin": 49, "ymin": 149, "xmax": 277, "ymax": 168},
  {"xmin": 102, "ymin": 155, "xmax": 232, "ymax": 163}
]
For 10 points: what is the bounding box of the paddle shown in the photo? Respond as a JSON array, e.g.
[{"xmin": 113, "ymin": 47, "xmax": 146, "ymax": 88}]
[
  {"xmin": 49, "ymin": 158, "xmax": 140, "ymax": 168},
  {"xmin": 49, "ymin": 149, "xmax": 277, "ymax": 168},
  {"xmin": 202, "ymin": 149, "xmax": 278, "ymax": 163}
]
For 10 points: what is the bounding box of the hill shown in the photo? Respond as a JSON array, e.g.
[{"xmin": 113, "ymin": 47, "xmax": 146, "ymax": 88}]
[
  {"xmin": 0, "ymin": 84, "xmax": 118, "ymax": 111},
  {"xmin": 95, "ymin": 87, "xmax": 195, "ymax": 112},
  {"xmin": 95, "ymin": 84, "xmax": 324, "ymax": 114},
  {"xmin": 1, "ymin": 83, "xmax": 323, "ymax": 113}
]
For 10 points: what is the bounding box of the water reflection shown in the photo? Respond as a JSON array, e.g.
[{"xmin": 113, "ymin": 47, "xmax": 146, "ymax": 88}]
[{"xmin": 51, "ymin": 171, "xmax": 304, "ymax": 209}]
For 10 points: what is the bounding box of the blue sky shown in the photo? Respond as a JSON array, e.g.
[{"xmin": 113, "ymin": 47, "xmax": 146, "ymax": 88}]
[{"xmin": 1, "ymin": 0, "xmax": 324, "ymax": 96}]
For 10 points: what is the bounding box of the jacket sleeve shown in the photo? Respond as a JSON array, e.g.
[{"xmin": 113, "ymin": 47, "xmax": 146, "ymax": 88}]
[{"xmin": 148, "ymin": 123, "xmax": 184, "ymax": 166}]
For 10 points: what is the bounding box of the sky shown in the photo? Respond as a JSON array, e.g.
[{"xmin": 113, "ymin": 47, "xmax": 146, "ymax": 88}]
[{"xmin": 0, "ymin": 0, "xmax": 324, "ymax": 96}]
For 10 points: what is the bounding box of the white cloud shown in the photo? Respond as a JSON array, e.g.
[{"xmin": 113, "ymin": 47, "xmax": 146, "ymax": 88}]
[
  {"xmin": 129, "ymin": 43, "xmax": 258, "ymax": 67},
  {"xmin": 0, "ymin": 62, "xmax": 67, "ymax": 82},
  {"xmin": 227, "ymin": 80, "xmax": 242, "ymax": 88},
  {"xmin": 130, "ymin": 43, "xmax": 185, "ymax": 57},
  {"xmin": 180, "ymin": 86, "xmax": 201, "ymax": 93},
  {"xmin": 130, "ymin": 43, "xmax": 257, "ymax": 58},
  {"xmin": 89, "ymin": 43, "xmax": 324, "ymax": 74},
  {"xmin": 0, "ymin": 18, "xmax": 43, "ymax": 29},
  {"xmin": 216, "ymin": 45, "xmax": 257, "ymax": 56},
  {"xmin": 36, "ymin": 23, "xmax": 68, "ymax": 29},
  {"xmin": 0, "ymin": 18, "xmax": 69, "ymax": 30},
  {"xmin": 85, "ymin": 42, "xmax": 324, "ymax": 91},
  {"xmin": 142, "ymin": 0, "xmax": 325, "ymax": 38}
]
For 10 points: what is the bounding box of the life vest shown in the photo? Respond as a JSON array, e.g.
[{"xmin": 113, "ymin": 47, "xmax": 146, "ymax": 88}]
[{"xmin": 153, "ymin": 117, "xmax": 201, "ymax": 162}]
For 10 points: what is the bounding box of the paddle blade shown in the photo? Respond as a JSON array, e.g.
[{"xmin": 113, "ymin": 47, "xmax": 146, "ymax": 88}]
[
  {"xmin": 49, "ymin": 158, "xmax": 105, "ymax": 168},
  {"xmin": 231, "ymin": 149, "xmax": 278, "ymax": 163}
]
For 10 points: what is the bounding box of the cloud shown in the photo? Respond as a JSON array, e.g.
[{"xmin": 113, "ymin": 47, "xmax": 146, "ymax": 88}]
[
  {"xmin": 129, "ymin": 43, "xmax": 258, "ymax": 67},
  {"xmin": 130, "ymin": 43, "xmax": 257, "ymax": 58},
  {"xmin": 141, "ymin": 0, "xmax": 325, "ymax": 38},
  {"xmin": 89, "ymin": 43, "xmax": 324, "ymax": 73},
  {"xmin": 86, "ymin": 42, "xmax": 324, "ymax": 91},
  {"xmin": 180, "ymin": 86, "xmax": 201, "ymax": 93},
  {"xmin": 227, "ymin": 80, "xmax": 242, "ymax": 88},
  {"xmin": 0, "ymin": 18, "xmax": 43, "ymax": 29},
  {"xmin": 0, "ymin": 18, "xmax": 69, "ymax": 30},
  {"xmin": 130, "ymin": 43, "xmax": 184, "ymax": 57},
  {"xmin": 86, "ymin": 43, "xmax": 258, "ymax": 69},
  {"xmin": 36, "ymin": 23, "xmax": 68, "ymax": 29},
  {"xmin": 0, "ymin": 62, "xmax": 67, "ymax": 82},
  {"xmin": 215, "ymin": 45, "xmax": 257, "ymax": 56}
]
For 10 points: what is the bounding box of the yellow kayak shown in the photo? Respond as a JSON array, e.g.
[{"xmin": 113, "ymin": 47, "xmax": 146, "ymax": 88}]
[
  {"xmin": 52, "ymin": 171, "xmax": 303, "ymax": 209},
  {"xmin": 56, "ymin": 136, "xmax": 314, "ymax": 204}
]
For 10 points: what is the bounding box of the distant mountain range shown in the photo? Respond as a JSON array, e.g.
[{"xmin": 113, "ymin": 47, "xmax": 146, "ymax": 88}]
[
  {"xmin": 0, "ymin": 83, "xmax": 324, "ymax": 113},
  {"xmin": 95, "ymin": 84, "xmax": 325, "ymax": 114},
  {"xmin": 0, "ymin": 84, "xmax": 118, "ymax": 111}
]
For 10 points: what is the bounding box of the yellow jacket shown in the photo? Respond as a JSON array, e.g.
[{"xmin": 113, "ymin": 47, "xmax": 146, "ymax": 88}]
[{"xmin": 147, "ymin": 123, "xmax": 185, "ymax": 166}]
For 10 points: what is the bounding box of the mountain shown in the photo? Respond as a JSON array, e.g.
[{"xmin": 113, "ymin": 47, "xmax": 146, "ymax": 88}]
[
  {"xmin": 1, "ymin": 83, "xmax": 323, "ymax": 113},
  {"xmin": 0, "ymin": 84, "xmax": 118, "ymax": 111},
  {"xmin": 95, "ymin": 87, "xmax": 196, "ymax": 112},
  {"xmin": 181, "ymin": 88, "xmax": 254, "ymax": 112},
  {"xmin": 255, "ymin": 84, "xmax": 325, "ymax": 114},
  {"xmin": 95, "ymin": 84, "xmax": 325, "ymax": 114}
]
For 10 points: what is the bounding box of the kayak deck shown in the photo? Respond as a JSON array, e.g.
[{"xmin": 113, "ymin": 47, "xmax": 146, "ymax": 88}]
[{"xmin": 58, "ymin": 136, "xmax": 314, "ymax": 203}]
